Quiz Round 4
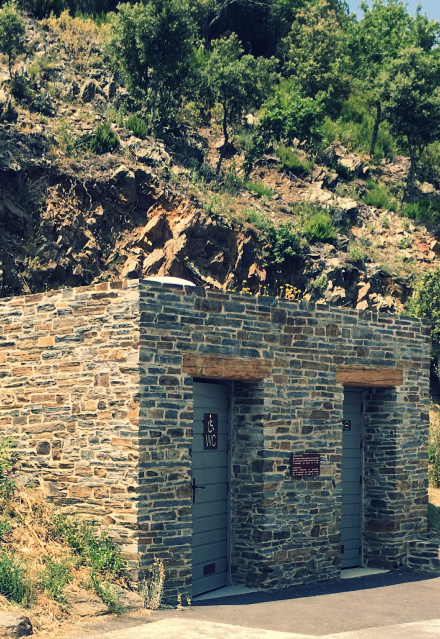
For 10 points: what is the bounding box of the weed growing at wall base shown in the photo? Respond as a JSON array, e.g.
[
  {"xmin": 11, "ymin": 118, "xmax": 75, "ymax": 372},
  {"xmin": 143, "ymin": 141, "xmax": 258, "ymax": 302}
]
[{"xmin": 140, "ymin": 557, "xmax": 165, "ymax": 610}]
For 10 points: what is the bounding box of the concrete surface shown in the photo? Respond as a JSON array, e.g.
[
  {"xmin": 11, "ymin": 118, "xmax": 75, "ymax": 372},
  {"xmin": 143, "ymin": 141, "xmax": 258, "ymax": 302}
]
[{"xmin": 61, "ymin": 569, "xmax": 440, "ymax": 639}]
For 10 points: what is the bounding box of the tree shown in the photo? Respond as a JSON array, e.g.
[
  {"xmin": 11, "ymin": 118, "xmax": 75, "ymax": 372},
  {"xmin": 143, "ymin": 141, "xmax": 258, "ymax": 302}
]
[
  {"xmin": 108, "ymin": 0, "xmax": 197, "ymax": 124},
  {"xmin": 406, "ymin": 266, "xmax": 440, "ymax": 395},
  {"xmin": 259, "ymin": 79, "xmax": 325, "ymax": 145},
  {"xmin": 379, "ymin": 46, "xmax": 440, "ymax": 194},
  {"xmin": 202, "ymin": 33, "xmax": 277, "ymax": 174},
  {"xmin": 281, "ymin": 0, "xmax": 350, "ymax": 117},
  {"xmin": 192, "ymin": 0, "xmax": 305, "ymax": 56},
  {"xmin": 0, "ymin": 1, "xmax": 25, "ymax": 79},
  {"xmin": 348, "ymin": 0, "xmax": 439, "ymax": 156}
]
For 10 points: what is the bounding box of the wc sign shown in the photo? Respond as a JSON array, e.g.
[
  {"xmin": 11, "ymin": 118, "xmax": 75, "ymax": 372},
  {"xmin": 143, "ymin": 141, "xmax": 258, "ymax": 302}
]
[{"xmin": 203, "ymin": 413, "xmax": 218, "ymax": 449}]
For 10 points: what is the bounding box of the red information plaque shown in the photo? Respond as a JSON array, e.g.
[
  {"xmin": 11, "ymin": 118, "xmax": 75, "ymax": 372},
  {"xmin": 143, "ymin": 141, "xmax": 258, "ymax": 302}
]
[{"xmin": 290, "ymin": 453, "xmax": 320, "ymax": 478}]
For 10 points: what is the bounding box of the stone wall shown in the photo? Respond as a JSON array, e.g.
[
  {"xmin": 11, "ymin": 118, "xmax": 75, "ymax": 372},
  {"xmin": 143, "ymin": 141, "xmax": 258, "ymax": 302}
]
[
  {"xmin": 136, "ymin": 283, "xmax": 430, "ymax": 601},
  {"xmin": 0, "ymin": 280, "xmax": 432, "ymax": 603},
  {"xmin": 0, "ymin": 281, "xmax": 141, "ymax": 576}
]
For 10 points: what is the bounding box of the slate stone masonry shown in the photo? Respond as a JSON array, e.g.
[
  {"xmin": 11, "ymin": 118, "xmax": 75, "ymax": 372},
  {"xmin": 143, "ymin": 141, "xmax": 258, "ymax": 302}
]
[{"xmin": 0, "ymin": 280, "xmax": 432, "ymax": 603}]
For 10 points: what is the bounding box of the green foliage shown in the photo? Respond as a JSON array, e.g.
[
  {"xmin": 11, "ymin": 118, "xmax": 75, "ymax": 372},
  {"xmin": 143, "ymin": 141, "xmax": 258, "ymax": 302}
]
[
  {"xmin": 428, "ymin": 503, "xmax": 440, "ymax": 529},
  {"xmin": 417, "ymin": 142, "xmax": 440, "ymax": 187},
  {"xmin": 0, "ymin": 518, "xmax": 11, "ymax": 541},
  {"xmin": 202, "ymin": 194, "xmax": 222, "ymax": 218},
  {"xmin": 88, "ymin": 122, "xmax": 120, "ymax": 154},
  {"xmin": 0, "ymin": 1, "xmax": 25, "ymax": 78},
  {"xmin": 362, "ymin": 180, "xmax": 398, "ymax": 211},
  {"xmin": 108, "ymin": 0, "xmax": 197, "ymax": 123},
  {"xmin": 0, "ymin": 438, "xmax": 17, "ymax": 500},
  {"xmin": 319, "ymin": 91, "xmax": 396, "ymax": 162},
  {"xmin": 282, "ymin": 0, "xmax": 350, "ymax": 116},
  {"xmin": 41, "ymin": 558, "xmax": 72, "ymax": 602},
  {"xmin": 429, "ymin": 408, "xmax": 440, "ymax": 488},
  {"xmin": 403, "ymin": 198, "xmax": 440, "ymax": 226},
  {"xmin": 379, "ymin": 46, "xmax": 440, "ymax": 192},
  {"xmin": 406, "ymin": 267, "xmax": 440, "ymax": 359},
  {"xmin": 310, "ymin": 273, "xmax": 328, "ymax": 296},
  {"xmin": 275, "ymin": 146, "xmax": 314, "ymax": 175},
  {"xmin": 347, "ymin": 242, "xmax": 365, "ymax": 264},
  {"xmin": 202, "ymin": 33, "xmax": 277, "ymax": 173},
  {"xmin": 243, "ymin": 180, "xmax": 273, "ymax": 197},
  {"xmin": 0, "ymin": 552, "xmax": 33, "ymax": 606},
  {"xmin": 9, "ymin": 71, "xmax": 34, "ymax": 101},
  {"xmin": 302, "ymin": 209, "xmax": 336, "ymax": 243},
  {"xmin": 88, "ymin": 573, "xmax": 124, "ymax": 614},
  {"xmin": 263, "ymin": 221, "xmax": 301, "ymax": 266},
  {"xmin": 52, "ymin": 516, "xmax": 126, "ymax": 577},
  {"xmin": 125, "ymin": 114, "xmax": 148, "ymax": 139},
  {"xmin": 259, "ymin": 79, "xmax": 325, "ymax": 145},
  {"xmin": 397, "ymin": 236, "xmax": 412, "ymax": 249}
]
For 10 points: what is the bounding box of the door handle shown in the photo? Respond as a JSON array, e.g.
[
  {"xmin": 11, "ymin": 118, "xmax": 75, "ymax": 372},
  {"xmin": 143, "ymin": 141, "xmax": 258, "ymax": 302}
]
[{"xmin": 192, "ymin": 477, "xmax": 206, "ymax": 503}]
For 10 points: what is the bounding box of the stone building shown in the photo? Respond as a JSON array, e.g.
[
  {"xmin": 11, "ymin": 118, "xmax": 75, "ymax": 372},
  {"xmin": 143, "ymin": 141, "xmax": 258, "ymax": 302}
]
[{"xmin": 0, "ymin": 279, "xmax": 432, "ymax": 602}]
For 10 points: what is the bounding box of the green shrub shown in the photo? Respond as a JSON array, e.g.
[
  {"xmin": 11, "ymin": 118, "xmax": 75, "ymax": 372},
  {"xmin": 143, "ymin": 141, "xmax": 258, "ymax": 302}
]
[
  {"xmin": 41, "ymin": 558, "xmax": 72, "ymax": 601},
  {"xmin": 417, "ymin": 142, "xmax": 440, "ymax": 186},
  {"xmin": 10, "ymin": 72, "xmax": 34, "ymax": 101},
  {"xmin": 0, "ymin": 1, "xmax": 26, "ymax": 79},
  {"xmin": 347, "ymin": 242, "xmax": 365, "ymax": 264},
  {"xmin": 0, "ymin": 437, "xmax": 17, "ymax": 500},
  {"xmin": 242, "ymin": 179, "xmax": 273, "ymax": 198},
  {"xmin": 0, "ymin": 552, "xmax": 33, "ymax": 606},
  {"xmin": 0, "ymin": 518, "xmax": 11, "ymax": 541},
  {"xmin": 334, "ymin": 162, "xmax": 355, "ymax": 182},
  {"xmin": 310, "ymin": 273, "xmax": 328, "ymax": 296},
  {"xmin": 88, "ymin": 573, "xmax": 124, "ymax": 614},
  {"xmin": 319, "ymin": 91, "xmax": 396, "ymax": 163},
  {"xmin": 259, "ymin": 79, "xmax": 325, "ymax": 145},
  {"xmin": 406, "ymin": 267, "xmax": 440, "ymax": 360},
  {"xmin": 403, "ymin": 198, "xmax": 440, "ymax": 226},
  {"xmin": 363, "ymin": 180, "xmax": 398, "ymax": 212},
  {"xmin": 275, "ymin": 146, "xmax": 314, "ymax": 175},
  {"xmin": 263, "ymin": 221, "xmax": 301, "ymax": 266},
  {"xmin": 398, "ymin": 236, "xmax": 412, "ymax": 249},
  {"xmin": 125, "ymin": 114, "xmax": 148, "ymax": 139},
  {"xmin": 428, "ymin": 503, "xmax": 440, "ymax": 529},
  {"xmin": 89, "ymin": 122, "xmax": 120, "ymax": 154},
  {"xmin": 303, "ymin": 210, "xmax": 336, "ymax": 243},
  {"xmin": 52, "ymin": 516, "xmax": 126, "ymax": 577}
]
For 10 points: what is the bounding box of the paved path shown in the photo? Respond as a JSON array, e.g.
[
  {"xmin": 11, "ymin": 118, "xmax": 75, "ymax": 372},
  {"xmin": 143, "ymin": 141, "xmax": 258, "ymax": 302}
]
[{"xmin": 62, "ymin": 569, "xmax": 440, "ymax": 639}]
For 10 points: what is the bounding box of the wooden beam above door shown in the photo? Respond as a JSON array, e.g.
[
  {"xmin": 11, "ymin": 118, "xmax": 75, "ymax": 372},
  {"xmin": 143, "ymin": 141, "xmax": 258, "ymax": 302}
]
[
  {"xmin": 337, "ymin": 365, "xmax": 403, "ymax": 388},
  {"xmin": 183, "ymin": 353, "xmax": 272, "ymax": 381}
]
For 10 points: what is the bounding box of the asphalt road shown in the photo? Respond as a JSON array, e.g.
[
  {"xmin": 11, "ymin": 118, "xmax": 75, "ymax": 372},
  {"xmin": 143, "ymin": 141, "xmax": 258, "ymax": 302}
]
[{"xmin": 62, "ymin": 569, "xmax": 440, "ymax": 639}]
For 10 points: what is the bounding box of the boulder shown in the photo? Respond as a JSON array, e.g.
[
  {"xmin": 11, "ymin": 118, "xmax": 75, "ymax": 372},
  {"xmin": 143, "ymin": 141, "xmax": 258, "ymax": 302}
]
[
  {"xmin": 0, "ymin": 613, "xmax": 32, "ymax": 637},
  {"xmin": 103, "ymin": 81, "xmax": 116, "ymax": 101},
  {"xmin": 0, "ymin": 90, "xmax": 17, "ymax": 123},
  {"xmin": 111, "ymin": 165, "xmax": 137, "ymax": 210},
  {"xmin": 64, "ymin": 589, "xmax": 108, "ymax": 617},
  {"xmin": 79, "ymin": 79, "xmax": 98, "ymax": 103}
]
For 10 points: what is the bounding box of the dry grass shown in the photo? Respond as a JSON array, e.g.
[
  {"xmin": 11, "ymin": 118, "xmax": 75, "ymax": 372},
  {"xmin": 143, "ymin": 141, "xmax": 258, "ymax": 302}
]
[
  {"xmin": 429, "ymin": 487, "xmax": 440, "ymax": 508},
  {"xmin": 0, "ymin": 487, "xmax": 128, "ymax": 634}
]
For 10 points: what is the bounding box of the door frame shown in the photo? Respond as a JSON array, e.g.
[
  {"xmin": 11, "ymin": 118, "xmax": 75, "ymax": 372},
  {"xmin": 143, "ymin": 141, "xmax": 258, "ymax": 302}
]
[
  {"xmin": 341, "ymin": 387, "xmax": 365, "ymax": 569},
  {"xmin": 192, "ymin": 378, "xmax": 233, "ymax": 593}
]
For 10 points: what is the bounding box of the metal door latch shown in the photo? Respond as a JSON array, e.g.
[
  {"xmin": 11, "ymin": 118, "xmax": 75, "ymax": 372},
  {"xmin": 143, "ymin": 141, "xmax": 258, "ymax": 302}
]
[{"xmin": 192, "ymin": 477, "xmax": 205, "ymax": 503}]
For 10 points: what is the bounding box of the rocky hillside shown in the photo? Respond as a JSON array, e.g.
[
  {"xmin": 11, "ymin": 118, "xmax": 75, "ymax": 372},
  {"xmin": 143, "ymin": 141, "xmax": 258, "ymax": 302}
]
[{"xmin": 1, "ymin": 13, "xmax": 439, "ymax": 312}]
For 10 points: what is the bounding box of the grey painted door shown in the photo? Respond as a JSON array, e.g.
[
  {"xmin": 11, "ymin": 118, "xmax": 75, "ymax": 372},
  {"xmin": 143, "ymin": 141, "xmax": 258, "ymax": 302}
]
[
  {"xmin": 341, "ymin": 389, "xmax": 363, "ymax": 568},
  {"xmin": 192, "ymin": 381, "xmax": 229, "ymax": 596}
]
